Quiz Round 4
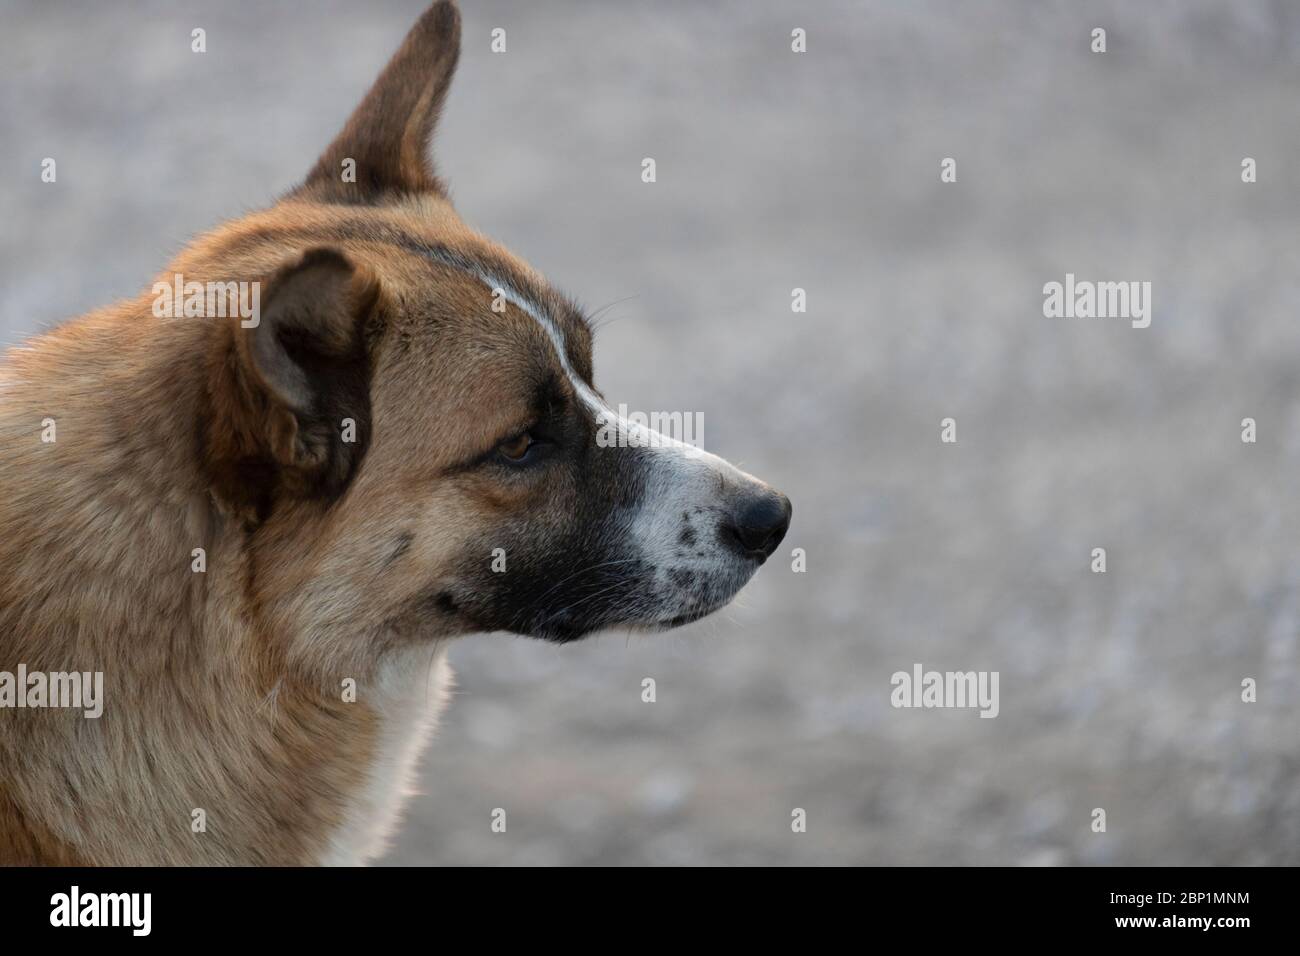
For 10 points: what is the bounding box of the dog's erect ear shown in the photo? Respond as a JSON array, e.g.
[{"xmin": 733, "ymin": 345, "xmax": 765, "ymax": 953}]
[
  {"xmin": 205, "ymin": 248, "xmax": 381, "ymax": 519},
  {"xmin": 298, "ymin": 0, "xmax": 462, "ymax": 201}
]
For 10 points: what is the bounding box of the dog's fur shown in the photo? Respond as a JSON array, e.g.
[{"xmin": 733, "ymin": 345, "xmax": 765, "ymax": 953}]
[{"xmin": 0, "ymin": 2, "xmax": 790, "ymax": 865}]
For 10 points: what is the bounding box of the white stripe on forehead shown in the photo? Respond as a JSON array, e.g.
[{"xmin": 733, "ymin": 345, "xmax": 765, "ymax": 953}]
[
  {"xmin": 476, "ymin": 274, "xmax": 606, "ymax": 416},
  {"xmin": 414, "ymin": 245, "xmax": 689, "ymax": 450},
  {"xmin": 478, "ymin": 274, "xmax": 701, "ymax": 454},
  {"xmin": 409, "ymin": 243, "xmax": 605, "ymax": 414}
]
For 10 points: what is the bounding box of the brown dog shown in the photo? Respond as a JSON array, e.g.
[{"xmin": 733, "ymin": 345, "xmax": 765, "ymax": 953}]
[{"xmin": 0, "ymin": 1, "xmax": 790, "ymax": 865}]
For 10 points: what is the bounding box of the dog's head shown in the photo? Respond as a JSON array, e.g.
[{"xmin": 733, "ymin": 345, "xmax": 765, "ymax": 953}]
[{"xmin": 195, "ymin": 2, "xmax": 790, "ymax": 658}]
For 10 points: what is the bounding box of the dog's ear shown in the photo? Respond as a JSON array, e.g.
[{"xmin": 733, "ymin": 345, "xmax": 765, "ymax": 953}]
[
  {"xmin": 298, "ymin": 0, "xmax": 462, "ymax": 201},
  {"xmin": 205, "ymin": 248, "xmax": 381, "ymax": 520}
]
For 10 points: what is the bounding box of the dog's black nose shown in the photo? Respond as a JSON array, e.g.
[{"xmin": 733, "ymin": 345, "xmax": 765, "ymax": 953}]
[{"xmin": 723, "ymin": 490, "xmax": 792, "ymax": 561}]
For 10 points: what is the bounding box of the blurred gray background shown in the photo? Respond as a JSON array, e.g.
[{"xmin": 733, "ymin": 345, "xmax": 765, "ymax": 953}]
[{"xmin": 2, "ymin": 0, "xmax": 1298, "ymax": 865}]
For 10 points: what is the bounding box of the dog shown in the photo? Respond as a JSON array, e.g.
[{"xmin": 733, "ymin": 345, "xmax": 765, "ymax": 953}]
[{"xmin": 0, "ymin": 1, "xmax": 790, "ymax": 865}]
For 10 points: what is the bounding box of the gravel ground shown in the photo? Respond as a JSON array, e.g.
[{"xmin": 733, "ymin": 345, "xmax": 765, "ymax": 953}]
[{"xmin": 2, "ymin": 0, "xmax": 1297, "ymax": 865}]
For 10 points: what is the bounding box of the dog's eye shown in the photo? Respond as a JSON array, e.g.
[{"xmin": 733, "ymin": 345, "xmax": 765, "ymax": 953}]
[{"xmin": 498, "ymin": 432, "xmax": 535, "ymax": 462}]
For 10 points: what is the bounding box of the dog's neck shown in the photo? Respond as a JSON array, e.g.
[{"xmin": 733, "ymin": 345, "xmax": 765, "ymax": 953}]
[
  {"xmin": 0, "ymin": 302, "xmax": 433, "ymax": 865},
  {"xmin": 1, "ymin": 301, "xmax": 206, "ymax": 655}
]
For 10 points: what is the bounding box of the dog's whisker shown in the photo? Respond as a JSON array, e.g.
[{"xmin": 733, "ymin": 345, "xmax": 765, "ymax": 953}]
[{"xmin": 584, "ymin": 294, "xmax": 640, "ymax": 332}]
